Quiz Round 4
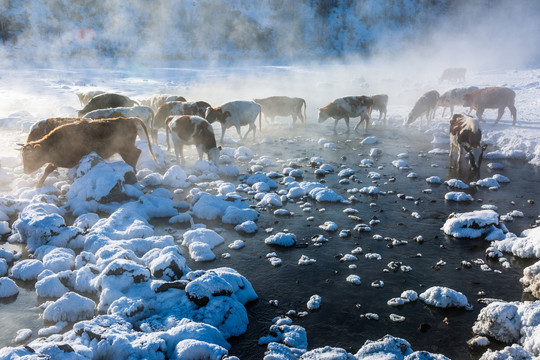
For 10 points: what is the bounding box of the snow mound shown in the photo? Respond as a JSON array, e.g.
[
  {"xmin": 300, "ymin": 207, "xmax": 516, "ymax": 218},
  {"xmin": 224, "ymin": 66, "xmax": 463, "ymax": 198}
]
[{"xmin": 419, "ymin": 286, "xmax": 473, "ymax": 310}]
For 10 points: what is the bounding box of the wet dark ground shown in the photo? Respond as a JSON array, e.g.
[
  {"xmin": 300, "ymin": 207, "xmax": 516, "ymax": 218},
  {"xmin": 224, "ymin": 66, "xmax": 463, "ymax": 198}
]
[
  {"xmin": 182, "ymin": 123, "xmax": 539, "ymax": 359},
  {"xmin": 1, "ymin": 122, "xmax": 539, "ymax": 359}
]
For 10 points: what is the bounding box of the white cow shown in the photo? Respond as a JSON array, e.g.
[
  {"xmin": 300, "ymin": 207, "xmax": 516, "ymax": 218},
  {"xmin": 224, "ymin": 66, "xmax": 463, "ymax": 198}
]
[{"xmin": 205, "ymin": 100, "xmax": 262, "ymax": 143}]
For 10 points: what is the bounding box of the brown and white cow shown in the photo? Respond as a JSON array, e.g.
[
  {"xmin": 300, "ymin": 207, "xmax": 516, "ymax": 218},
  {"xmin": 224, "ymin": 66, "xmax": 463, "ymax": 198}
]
[
  {"xmin": 166, "ymin": 115, "xmax": 220, "ymax": 165},
  {"xmin": 205, "ymin": 100, "xmax": 262, "ymax": 143},
  {"xmin": 78, "ymin": 93, "xmax": 138, "ymax": 117},
  {"xmin": 152, "ymin": 101, "xmax": 212, "ymax": 144},
  {"xmin": 462, "ymin": 87, "xmax": 517, "ymax": 125},
  {"xmin": 318, "ymin": 96, "xmax": 373, "ymax": 133},
  {"xmin": 82, "ymin": 106, "xmax": 155, "ymax": 143},
  {"xmin": 140, "ymin": 94, "xmax": 187, "ymax": 112},
  {"xmin": 26, "ymin": 117, "xmax": 82, "ymax": 143},
  {"xmin": 21, "ymin": 117, "xmax": 158, "ymax": 187},
  {"xmin": 437, "ymin": 86, "xmax": 479, "ymax": 118},
  {"xmin": 439, "ymin": 68, "xmax": 466, "ymax": 84},
  {"xmin": 253, "ymin": 96, "xmax": 306, "ymax": 125},
  {"xmin": 369, "ymin": 94, "xmax": 389, "ymax": 128},
  {"xmin": 449, "ymin": 113, "xmax": 487, "ymax": 170},
  {"xmin": 406, "ymin": 90, "xmax": 440, "ymax": 126},
  {"xmin": 76, "ymin": 90, "xmax": 105, "ymax": 107}
]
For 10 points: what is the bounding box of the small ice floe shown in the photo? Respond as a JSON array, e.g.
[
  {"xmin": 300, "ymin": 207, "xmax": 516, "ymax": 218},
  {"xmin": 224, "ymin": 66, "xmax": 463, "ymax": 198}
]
[
  {"xmin": 359, "ymin": 186, "xmax": 379, "ymax": 195},
  {"xmin": 351, "ymin": 247, "xmax": 363, "ymax": 255},
  {"xmin": 228, "ymin": 240, "xmax": 245, "ymax": 250},
  {"xmin": 487, "ymin": 162, "xmax": 504, "ymax": 170},
  {"xmin": 354, "ymin": 224, "xmax": 371, "ymax": 232},
  {"xmin": 428, "ymin": 148, "xmax": 450, "ymax": 155},
  {"xmin": 13, "ymin": 328, "xmax": 32, "ymax": 343},
  {"xmin": 323, "ymin": 142, "xmax": 337, "ymax": 150},
  {"xmin": 234, "ymin": 146, "xmax": 254, "ymax": 161},
  {"xmin": 407, "ymin": 172, "xmax": 418, "ymax": 178},
  {"xmin": 369, "ymin": 148, "xmax": 382, "ymax": 157},
  {"xmin": 365, "ymin": 253, "xmax": 382, "ymax": 260},
  {"xmin": 42, "ymin": 291, "xmax": 96, "ymax": 322},
  {"xmin": 445, "ymin": 179, "xmax": 470, "ymax": 189},
  {"xmin": 360, "ymin": 136, "xmax": 380, "ymax": 145},
  {"xmin": 339, "ymin": 230, "xmax": 351, "ymax": 238},
  {"xmin": 234, "ymin": 220, "xmax": 258, "ymax": 234},
  {"xmin": 346, "ymin": 275, "xmax": 361, "ymax": 285},
  {"xmin": 367, "ymin": 172, "xmax": 381, "ymax": 179},
  {"xmin": 258, "ymin": 193, "xmax": 283, "ymax": 208},
  {"xmin": 397, "ymin": 153, "xmax": 409, "ymax": 159},
  {"xmin": 319, "ymin": 221, "xmax": 338, "ymax": 232},
  {"xmin": 445, "ymin": 191, "xmax": 474, "ymax": 202},
  {"xmin": 274, "ymin": 209, "xmax": 291, "ymax": 217},
  {"xmin": 389, "ymin": 314, "xmax": 405, "ymax": 322},
  {"xmin": 0, "ymin": 277, "xmax": 19, "ymax": 298},
  {"xmin": 392, "ymin": 159, "xmax": 409, "ymax": 169},
  {"xmin": 426, "ymin": 176, "xmax": 442, "ymax": 184},
  {"xmin": 411, "ymin": 212, "xmax": 422, "ymax": 219},
  {"xmin": 38, "ymin": 321, "xmax": 68, "ymax": 336},
  {"xmin": 472, "ymin": 177, "xmax": 500, "ymax": 189},
  {"xmin": 10, "ymin": 259, "xmax": 45, "ymax": 281},
  {"xmin": 472, "ymin": 300, "xmax": 540, "ymax": 354},
  {"xmin": 307, "ymin": 295, "xmax": 322, "ymax": 311},
  {"xmin": 338, "ymin": 168, "xmax": 355, "ymax": 177},
  {"xmin": 361, "ymin": 313, "xmax": 379, "ymax": 320},
  {"xmin": 340, "ymin": 254, "xmax": 358, "ymax": 262},
  {"xmin": 265, "ymin": 232, "xmax": 297, "ymax": 247},
  {"xmin": 360, "ymin": 158, "xmax": 374, "ymax": 167},
  {"xmin": 442, "ymin": 210, "xmax": 505, "ymax": 240},
  {"xmin": 419, "ymin": 286, "xmax": 473, "ymax": 310},
  {"xmin": 387, "ymin": 297, "xmax": 407, "ymax": 307},
  {"xmin": 311, "ymin": 235, "xmax": 328, "ymax": 246},
  {"xmin": 507, "ymin": 210, "xmax": 523, "ymax": 217},
  {"xmin": 371, "ymin": 280, "xmax": 384, "ymax": 288},
  {"xmin": 467, "ymin": 335, "xmax": 490, "ymax": 348},
  {"xmin": 298, "ymin": 255, "xmax": 316, "ymax": 265}
]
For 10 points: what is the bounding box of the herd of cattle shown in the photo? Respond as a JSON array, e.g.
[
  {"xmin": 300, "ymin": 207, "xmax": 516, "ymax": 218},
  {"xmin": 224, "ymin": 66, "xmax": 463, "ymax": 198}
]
[{"xmin": 19, "ymin": 80, "xmax": 517, "ymax": 187}]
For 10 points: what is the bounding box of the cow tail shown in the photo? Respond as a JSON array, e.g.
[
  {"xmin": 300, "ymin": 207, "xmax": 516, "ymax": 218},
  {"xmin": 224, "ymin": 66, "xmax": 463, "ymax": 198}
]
[
  {"xmin": 302, "ymin": 99, "xmax": 307, "ymax": 123},
  {"xmin": 132, "ymin": 117, "xmax": 160, "ymax": 168}
]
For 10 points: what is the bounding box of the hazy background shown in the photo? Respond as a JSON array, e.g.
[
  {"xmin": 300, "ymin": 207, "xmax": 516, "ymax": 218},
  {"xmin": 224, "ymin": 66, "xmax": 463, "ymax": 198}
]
[{"xmin": 0, "ymin": 0, "xmax": 539, "ymax": 71}]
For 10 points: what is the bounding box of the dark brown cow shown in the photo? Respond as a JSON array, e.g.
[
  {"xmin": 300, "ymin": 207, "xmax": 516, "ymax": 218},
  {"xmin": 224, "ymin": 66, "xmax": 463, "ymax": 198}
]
[
  {"xmin": 78, "ymin": 93, "xmax": 138, "ymax": 117},
  {"xmin": 439, "ymin": 68, "xmax": 466, "ymax": 84},
  {"xmin": 318, "ymin": 96, "xmax": 373, "ymax": 133},
  {"xmin": 76, "ymin": 90, "xmax": 105, "ymax": 107},
  {"xmin": 166, "ymin": 115, "xmax": 220, "ymax": 165},
  {"xmin": 26, "ymin": 117, "xmax": 81, "ymax": 143},
  {"xmin": 369, "ymin": 94, "xmax": 389, "ymax": 128},
  {"xmin": 21, "ymin": 117, "xmax": 158, "ymax": 187},
  {"xmin": 406, "ymin": 90, "xmax": 440, "ymax": 125},
  {"xmin": 449, "ymin": 113, "xmax": 487, "ymax": 170},
  {"xmin": 462, "ymin": 87, "xmax": 517, "ymax": 125},
  {"xmin": 152, "ymin": 101, "xmax": 212, "ymax": 144},
  {"xmin": 253, "ymin": 96, "xmax": 306, "ymax": 125}
]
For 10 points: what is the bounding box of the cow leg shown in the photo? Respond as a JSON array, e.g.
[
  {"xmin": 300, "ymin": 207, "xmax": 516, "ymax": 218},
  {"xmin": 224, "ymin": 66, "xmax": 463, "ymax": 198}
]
[
  {"xmin": 291, "ymin": 114, "xmax": 297, "ymax": 125},
  {"xmin": 449, "ymin": 105, "xmax": 454, "ymax": 118},
  {"xmin": 476, "ymin": 108, "xmax": 485, "ymax": 122},
  {"xmin": 120, "ymin": 147, "xmax": 142, "ymax": 173},
  {"xmin": 333, "ymin": 119, "xmax": 339, "ymax": 133},
  {"xmin": 441, "ymin": 107, "xmax": 446, "ymax": 118},
  {"xmin": 493, "ymin": 107, "xmax": 505, "ymax": 126},
  {"xmin": 172, "ymin": 140, "xmax": 184, "ymax": 165},
  {"xmin": 467, "ymin": 107, "xmax": 473, "ymax": 115},
  {"xmin": 36, "ymin": 163, "xmax": 57, "ymax": 188},
  {"xmin": 509, "ymin": 105, "xmax": 517, "ymax": 125},
  {"xmin": 235, "ymin": 124, "xmax": 243, "ymax": 140},
  {"xmin": 220, "ymin": 126, "xmax": 226, "ymax": 144},
  {"xmin": 196, "ymin": 144, "xmax": 204, "ymax": 161},
  {"xmin": 344, "ymin": 117, "xmax": 350, "ymax": 132},
  {"xmin": 353, "ymin": 119, "xmax": 362, "ymax": 132}
]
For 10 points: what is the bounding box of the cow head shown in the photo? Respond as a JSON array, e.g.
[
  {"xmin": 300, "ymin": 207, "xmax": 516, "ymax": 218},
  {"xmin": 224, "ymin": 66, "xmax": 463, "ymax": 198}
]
[
  {"xmin": 405, "ymin": 111, "xmax": 415, "ymax": 125},
  {"xmin": 21, "ymin": 143, "xmax": 47, "ymax": 174},
  {"xmin": 464, "ymin": 143, "xmax": 488, "ymax": 170},
  {"xmin": 208, "ymin": 146, "xmax": 221, "ymax": 164},
  {"xmin": 462, "ymin": 93, "xmax": 473, "ymax": 107},
  {"xmin": 205, "ymin": 107, "xmax": 230, "ymax": 124},
  {"xmin": 318, "ymin": 108, "xmax": 330, "ymax": 123}
]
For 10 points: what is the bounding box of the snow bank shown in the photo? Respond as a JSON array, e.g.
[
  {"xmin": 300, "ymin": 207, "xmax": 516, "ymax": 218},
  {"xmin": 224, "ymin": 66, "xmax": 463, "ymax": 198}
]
[
  {"xmin": 495, "ymin": 226, "xmax": 540, "ymax": 258},
  {"xmin": 442, "ymin": 210, "xmax": 505, "ymax": 240}
]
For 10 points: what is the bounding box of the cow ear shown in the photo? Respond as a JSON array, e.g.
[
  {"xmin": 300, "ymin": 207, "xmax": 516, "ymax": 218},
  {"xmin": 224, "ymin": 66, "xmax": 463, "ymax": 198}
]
[
  {"xmin": 482, "ymin": 144, "xmax": 488, "ymax": 151},
  {"xmin": 218, "ymin": 146, "xmax": 222, "ymax": 150},
  {"xmin": 463, "ymin": 144, "xmax": 471, "ymax": 152},
  {"xmin": 33, "ymin": 144, "xmax": 41, "ymax": 149}
]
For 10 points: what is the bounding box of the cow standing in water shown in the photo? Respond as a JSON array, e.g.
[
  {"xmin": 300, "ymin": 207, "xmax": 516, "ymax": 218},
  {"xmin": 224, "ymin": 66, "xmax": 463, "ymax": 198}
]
[
  {"xmin": 254, "ymin": 96, "xmax": 307, "ymax": 125},
  {"xmin": 205, "ymin": 100, "xmax": 262, "ymax": 143},
  {"xmin": 437, "ymin": 86, "xmax": 479, "ymax": 118},
  {"xmin": 318, "ymin": 96, "xmax": 373, "ymax": 133},
  {"xmin": 462, "ymin": 87, "xmax": 517, "ymax": 125},
  {"xmin": 406, "ymin": 90, "xmax": 440, "ymax": 126},
  {"xmin": 369, "ymin": 94, "xmax": 389, "ymax": 128},
  {"xmin": 21, "ymin": 117, "xmax": 159, "ymax": 187},
  {"xmin": 166, "ymin": 115, "xmax": 220, "ymax": 165},
  {"xmin": 449, "ymin": 113, "xmax": 487, "ymax": 170}
]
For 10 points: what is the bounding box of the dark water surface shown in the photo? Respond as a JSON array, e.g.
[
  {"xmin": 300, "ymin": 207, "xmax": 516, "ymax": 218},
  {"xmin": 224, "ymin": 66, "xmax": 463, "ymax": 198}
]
[{"xmin": 188, "ymin": 124, "xmax": 539, "ymax": 359}]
